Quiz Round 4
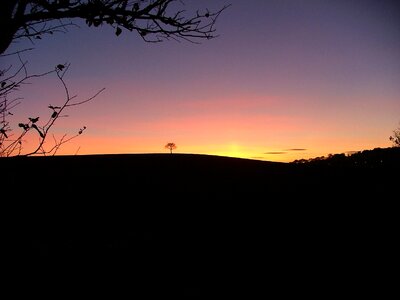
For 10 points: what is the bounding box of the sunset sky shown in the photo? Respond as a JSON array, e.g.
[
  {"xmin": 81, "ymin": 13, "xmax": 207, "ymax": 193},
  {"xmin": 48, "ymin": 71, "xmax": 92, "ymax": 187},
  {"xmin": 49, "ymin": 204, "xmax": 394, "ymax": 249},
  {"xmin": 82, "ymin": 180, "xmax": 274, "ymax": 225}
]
[{"xmin": 3, "ymin": 0, "xmax": 400, "ymax": 162}]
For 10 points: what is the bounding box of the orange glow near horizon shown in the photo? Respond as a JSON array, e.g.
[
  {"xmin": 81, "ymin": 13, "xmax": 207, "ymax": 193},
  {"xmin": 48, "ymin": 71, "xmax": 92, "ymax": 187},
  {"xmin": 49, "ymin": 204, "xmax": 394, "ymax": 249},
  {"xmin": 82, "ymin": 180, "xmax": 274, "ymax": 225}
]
[
  {"xmin": 30, "ymin": 114, "xmax": 391, "ymax": 163},
  {"xmin": 8, "ymin": 87, "xmax": 395, "ymax": 162}
]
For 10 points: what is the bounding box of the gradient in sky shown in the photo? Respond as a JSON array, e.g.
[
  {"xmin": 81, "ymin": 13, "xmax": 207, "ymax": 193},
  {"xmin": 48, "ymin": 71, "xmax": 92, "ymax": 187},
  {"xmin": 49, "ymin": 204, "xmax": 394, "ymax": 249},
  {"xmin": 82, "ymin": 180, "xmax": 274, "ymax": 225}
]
[{"xmin": 3, "ymin": 0, "xmax": 400, "ymax": 162}]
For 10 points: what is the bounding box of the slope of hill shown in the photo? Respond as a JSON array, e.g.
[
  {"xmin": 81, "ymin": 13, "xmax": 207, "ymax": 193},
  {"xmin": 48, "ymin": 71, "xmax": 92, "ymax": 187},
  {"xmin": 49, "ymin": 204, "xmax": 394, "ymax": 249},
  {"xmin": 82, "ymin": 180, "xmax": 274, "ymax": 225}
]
[{"xmin": 2, "ymin": 149, "xmax": 398, "ymax": 296}]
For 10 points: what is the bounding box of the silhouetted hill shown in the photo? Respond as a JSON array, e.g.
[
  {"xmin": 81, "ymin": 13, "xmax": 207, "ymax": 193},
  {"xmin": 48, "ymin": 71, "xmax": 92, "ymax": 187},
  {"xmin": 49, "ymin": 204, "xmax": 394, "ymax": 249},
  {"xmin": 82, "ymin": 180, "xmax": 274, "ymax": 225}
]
[{"xmin": 2, "ymin": 150, "xmax": 397, "ymax": 297}]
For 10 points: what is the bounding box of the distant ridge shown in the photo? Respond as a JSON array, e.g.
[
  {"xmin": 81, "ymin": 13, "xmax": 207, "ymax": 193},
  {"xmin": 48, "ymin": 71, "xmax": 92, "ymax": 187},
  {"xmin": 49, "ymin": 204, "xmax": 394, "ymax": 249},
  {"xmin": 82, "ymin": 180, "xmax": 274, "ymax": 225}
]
[
  {"xmin": 3, "ymin": 149, "xmax": 397, "ymax": 203},
  {"xmin": 5, "ymin": 152, "xmax": 285, "ymax": 164},
  {"xmin": 3, "ymin": 149, "xmax": 397, "ymax": 297}
]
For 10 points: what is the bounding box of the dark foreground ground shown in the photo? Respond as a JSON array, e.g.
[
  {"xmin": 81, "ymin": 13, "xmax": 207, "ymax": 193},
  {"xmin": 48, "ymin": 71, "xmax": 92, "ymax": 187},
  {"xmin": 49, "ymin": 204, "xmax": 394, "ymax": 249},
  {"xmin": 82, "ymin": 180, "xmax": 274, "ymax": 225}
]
[{"xmin": 2, "ymin": 149, "xmax": 398, "ymax": 297}]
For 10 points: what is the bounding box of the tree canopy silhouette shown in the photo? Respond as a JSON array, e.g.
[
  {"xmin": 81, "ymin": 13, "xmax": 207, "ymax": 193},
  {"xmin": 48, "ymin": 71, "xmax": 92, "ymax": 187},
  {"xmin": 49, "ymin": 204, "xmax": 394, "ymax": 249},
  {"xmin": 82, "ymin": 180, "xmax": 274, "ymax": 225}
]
[
  {"xmin": 390, "ymin": 124, "xmax": 400, "ymax": 147},
  {"xmin": 165, "ymin": 142, "xmax": 176, "ymax": 154},
  {"xmin": 0, "ymin": 0, "xmax": 229, "ymax": 55}
]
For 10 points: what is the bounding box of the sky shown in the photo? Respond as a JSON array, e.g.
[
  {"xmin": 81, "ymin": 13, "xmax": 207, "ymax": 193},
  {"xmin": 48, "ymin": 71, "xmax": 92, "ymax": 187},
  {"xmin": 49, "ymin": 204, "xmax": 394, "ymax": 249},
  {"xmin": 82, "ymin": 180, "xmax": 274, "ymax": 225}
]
[{"xmin": 2, "ymin": 0, "xmax": 400, "ymax": 162}]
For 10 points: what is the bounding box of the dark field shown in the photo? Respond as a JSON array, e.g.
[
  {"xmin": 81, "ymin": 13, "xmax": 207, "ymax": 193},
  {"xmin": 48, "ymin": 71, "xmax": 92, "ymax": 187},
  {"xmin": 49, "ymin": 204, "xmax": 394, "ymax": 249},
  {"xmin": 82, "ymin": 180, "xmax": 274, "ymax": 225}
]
[{"xmin": 3, "ymin": 148, "xmax": 398, "ymax": 296}]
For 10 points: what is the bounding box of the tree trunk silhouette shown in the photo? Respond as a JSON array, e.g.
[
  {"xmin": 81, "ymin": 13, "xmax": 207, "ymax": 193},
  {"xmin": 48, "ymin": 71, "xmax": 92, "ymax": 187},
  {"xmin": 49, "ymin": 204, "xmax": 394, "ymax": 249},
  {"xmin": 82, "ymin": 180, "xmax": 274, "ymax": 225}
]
[{"xmin": 0, "ymin": 1, "xmax": 18, "ymax": 55}]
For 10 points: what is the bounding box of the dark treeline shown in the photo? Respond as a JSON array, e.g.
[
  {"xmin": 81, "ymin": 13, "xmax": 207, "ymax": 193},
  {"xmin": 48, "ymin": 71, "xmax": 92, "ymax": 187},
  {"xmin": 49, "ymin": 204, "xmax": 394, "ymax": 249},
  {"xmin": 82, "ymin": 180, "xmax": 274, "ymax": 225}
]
[{"xmin": 293, "ymin": 146, "xmax": 400, "ymax": 168}]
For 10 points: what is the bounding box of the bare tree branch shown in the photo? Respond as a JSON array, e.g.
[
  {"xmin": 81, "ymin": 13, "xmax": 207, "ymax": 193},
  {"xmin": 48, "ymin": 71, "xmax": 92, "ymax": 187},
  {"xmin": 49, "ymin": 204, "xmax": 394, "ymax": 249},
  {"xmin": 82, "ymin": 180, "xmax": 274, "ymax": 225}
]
[
  {"xmin": 0, "ymin": 60, "xmax": 104, "ymax": 157},
  {"xmin": 1, "ymin": 0, "xmax": 230, "ymax": 55}
]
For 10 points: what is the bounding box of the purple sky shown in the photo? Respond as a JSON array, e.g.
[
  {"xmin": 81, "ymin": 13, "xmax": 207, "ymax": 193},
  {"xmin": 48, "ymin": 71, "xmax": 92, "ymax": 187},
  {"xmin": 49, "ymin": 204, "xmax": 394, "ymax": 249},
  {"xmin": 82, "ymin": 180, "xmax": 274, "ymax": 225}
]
[{"xmin": 3, "ymin": 0, "xmax": 400, "ymax": 161}]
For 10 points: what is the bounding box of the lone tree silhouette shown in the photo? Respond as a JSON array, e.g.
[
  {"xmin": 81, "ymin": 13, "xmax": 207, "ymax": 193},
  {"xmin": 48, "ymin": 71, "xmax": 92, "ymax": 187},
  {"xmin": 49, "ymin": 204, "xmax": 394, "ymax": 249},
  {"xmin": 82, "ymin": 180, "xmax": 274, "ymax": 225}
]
[
  {"xmin": 0, "ymin": 0, "xmax": 229, "ymax": 55},
  {"xmin": 390, "ymin": 124, "xmax": 400, "ymax": 147},
  {"xmin": 165, "ymin": 142, "xmax": 176, "ymax": 154}
]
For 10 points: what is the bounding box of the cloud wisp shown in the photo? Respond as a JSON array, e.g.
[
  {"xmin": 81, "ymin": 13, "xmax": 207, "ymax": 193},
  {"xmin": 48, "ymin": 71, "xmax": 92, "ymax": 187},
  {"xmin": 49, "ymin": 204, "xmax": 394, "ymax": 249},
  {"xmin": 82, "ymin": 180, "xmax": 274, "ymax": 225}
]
[
  {"xmin": 264, "ymin": 151, "xmax": 287, "ymax": 155},
  {"xmin": 264, "ymin": 148, "xmax": 307, "ymax": 155}
]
